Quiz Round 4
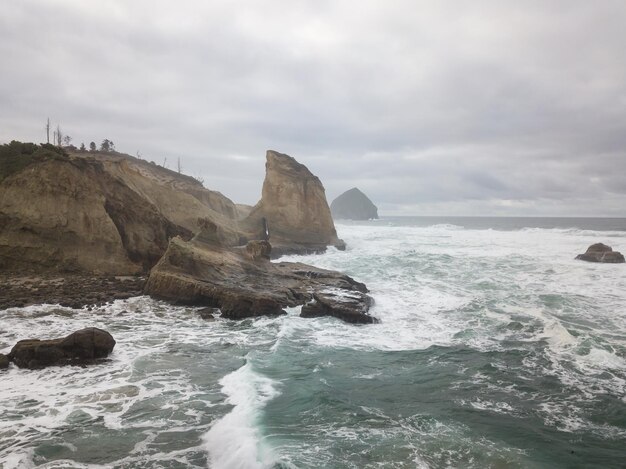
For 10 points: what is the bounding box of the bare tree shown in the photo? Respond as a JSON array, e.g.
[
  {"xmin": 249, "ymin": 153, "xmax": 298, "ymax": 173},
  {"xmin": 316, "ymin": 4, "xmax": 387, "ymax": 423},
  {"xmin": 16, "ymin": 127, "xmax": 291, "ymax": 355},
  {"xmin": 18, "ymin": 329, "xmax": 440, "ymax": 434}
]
[
  {"xmin": 45, "ymin": 118, "xmax": 50, "ymax": 144},
  {"xmin": 162, "ymin": 157, "xmax": 167, "ymax": 168},
  {"xmin": 63, "ymin": 135, "xmax": 72, "ymax": 147},
  {"xmin": 80, "ymin": 142, "xmax": 86, "ymax": 152},
  {"xmin": 56, "ymin": 125, "xmax": 63, "ymax": 147},
  {"xmin": 177, "ymin": 157, "xmax": 182, "ymax": 173}
]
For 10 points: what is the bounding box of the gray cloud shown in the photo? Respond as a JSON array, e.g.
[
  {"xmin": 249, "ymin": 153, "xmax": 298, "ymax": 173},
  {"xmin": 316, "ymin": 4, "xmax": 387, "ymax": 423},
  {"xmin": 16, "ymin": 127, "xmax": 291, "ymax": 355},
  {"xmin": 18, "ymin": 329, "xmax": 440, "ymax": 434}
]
[{"xmin": 1, "ymin": 0, "xmax": 626, "ymax": 215}]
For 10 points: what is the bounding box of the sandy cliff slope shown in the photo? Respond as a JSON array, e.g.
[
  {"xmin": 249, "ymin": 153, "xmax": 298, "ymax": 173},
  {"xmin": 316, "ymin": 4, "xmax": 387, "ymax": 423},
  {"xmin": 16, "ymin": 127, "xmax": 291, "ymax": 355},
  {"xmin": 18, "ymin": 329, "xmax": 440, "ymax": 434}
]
[{"xmin": 0, "ymin": 150, "xmax": 240, "ymax": 275}]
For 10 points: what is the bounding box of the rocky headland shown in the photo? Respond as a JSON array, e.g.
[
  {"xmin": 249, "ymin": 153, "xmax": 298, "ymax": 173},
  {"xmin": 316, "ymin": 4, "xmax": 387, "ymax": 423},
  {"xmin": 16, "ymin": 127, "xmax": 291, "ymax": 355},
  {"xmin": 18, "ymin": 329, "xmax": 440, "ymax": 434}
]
[{"xmin": 0, "ymin": 143, "xmax": 374, "ymax": 324}]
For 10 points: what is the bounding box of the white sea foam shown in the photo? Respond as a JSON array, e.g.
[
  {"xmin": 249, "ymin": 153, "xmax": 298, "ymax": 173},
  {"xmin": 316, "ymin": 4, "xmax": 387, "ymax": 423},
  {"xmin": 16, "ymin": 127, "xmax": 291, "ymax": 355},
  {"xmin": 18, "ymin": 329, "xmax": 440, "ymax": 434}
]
[
  {"xmin": 2, "ymin": 221, "xmax": 626, "ymax": 466},
  {"xmin": 202, "ymin": 360, "xmax": 280, "ymax": 469}
]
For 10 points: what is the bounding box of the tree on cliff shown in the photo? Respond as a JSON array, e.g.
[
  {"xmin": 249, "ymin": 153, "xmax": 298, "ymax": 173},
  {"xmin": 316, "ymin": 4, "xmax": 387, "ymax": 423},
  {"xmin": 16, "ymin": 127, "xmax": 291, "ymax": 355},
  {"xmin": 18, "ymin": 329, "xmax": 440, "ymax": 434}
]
[
  {"xmin": 89, "ymin": 142, "xmax": 96, "ymax": 152},
  {"xmin": 79, "ymin": 143, "xmax": 86, "ymax": 152},
  {"xmin": 100, "ymin": 139, "xmax": 115, "ymax": 152}
]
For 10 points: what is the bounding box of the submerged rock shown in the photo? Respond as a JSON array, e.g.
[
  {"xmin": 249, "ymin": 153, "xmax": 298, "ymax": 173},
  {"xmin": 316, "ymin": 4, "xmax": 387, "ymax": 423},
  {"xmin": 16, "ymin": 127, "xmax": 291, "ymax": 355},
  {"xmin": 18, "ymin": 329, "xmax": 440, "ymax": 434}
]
[
  {"xmin": 576, "ymin": 243, "xmax": 625, "ymax": 263},
  {"xmin": 243, "ymin": 150, "xmax": 345, "ymax": 257},
  {"xmin": 144, "ymin": 236, "xmax": 375, "ymax": 324},
  {"xmin": 0, "ymin": 353, "xmax": 8, "ymax": 369},
  {"xmin": 8, "ymin": 327, "xmax": 116, "ymax": 369},
  {"xmin": 331, "ymin": 187, "xmax": 379, "ymax": 220},
  {"xmin": 197, "ymin": 307, "xmax": 219, "ymax": 320}
]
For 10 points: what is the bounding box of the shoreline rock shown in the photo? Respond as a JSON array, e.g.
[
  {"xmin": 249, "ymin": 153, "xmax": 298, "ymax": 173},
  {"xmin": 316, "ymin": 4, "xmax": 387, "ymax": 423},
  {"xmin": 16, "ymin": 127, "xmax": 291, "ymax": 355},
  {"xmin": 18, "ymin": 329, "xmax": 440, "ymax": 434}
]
[
  {"xmin": 576, "ymin": 243, "xmax": 625, "ymax": 263},
  {"xmin": 0, "ymin": 274, "xmax": 146, "ymax": 310},
  {"xmin": 8, "ymin": 327, "xmax": 116, "ymax": 369},
  {"xmin": 144, "ymin": 234, "xmax": 376, "ymax": 324}
]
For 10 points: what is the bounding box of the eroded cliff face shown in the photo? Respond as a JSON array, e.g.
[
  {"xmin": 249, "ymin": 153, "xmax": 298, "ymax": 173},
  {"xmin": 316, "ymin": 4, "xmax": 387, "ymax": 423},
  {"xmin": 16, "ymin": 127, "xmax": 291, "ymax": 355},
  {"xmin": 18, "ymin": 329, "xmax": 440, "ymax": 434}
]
[
  {"xmin": 0, "ymin": 152, "xmax": 241, "ymax": 275},
  {"xmin": 243, "ymin": 150, "xmax": 344, "ymax": 255}
]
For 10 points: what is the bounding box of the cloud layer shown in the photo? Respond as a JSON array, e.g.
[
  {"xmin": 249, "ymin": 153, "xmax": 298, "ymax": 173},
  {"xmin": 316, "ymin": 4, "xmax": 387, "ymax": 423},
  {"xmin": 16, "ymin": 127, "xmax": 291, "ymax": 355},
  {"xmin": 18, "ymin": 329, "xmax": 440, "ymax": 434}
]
[{"xmin": 2, "ymin": 0, "xmax": 625, "ymax": 215}]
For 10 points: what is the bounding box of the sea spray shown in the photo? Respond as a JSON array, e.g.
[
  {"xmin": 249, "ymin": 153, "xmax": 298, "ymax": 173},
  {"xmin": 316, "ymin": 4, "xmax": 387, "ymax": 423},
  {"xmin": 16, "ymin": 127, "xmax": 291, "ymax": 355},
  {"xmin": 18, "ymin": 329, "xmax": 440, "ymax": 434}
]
[
  {"xmin": 1, "ymin": 218, "xmax": 625, "ymax": 468},
  {"xmin": 202, "ymin": 359, "xmax": 280, "ymax": 469}
]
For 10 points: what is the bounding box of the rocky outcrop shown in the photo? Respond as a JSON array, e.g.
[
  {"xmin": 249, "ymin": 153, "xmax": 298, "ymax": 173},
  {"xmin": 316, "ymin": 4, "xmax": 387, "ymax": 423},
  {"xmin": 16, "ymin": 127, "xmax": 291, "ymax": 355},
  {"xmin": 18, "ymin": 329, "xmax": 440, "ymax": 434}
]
[
  {"xmin": 301, "ymin": 290, "xmax": 376, "ymax": 324},
  {"xmin": 242, "ymin": 150, "xmax": 345, "ymax": 257},
  {"xmin": 144, "ymin": 232, "xmax": 376, "ymax": 324},
  {"xmin": 331, "ymin": 187, "xmax": 379, "ymax": 220},
  {"xmin": 8, "ymin": 327, "xmax": 116, "ymax": 369},
  {"xmin": 576, "ymin": 243, "xmax": 625, "ymax": 263},
  {"xmin": 0, "ymin": 354, "xmax": 8, "ymax": 369},
  {"xmin": 0, "ymin": 148, "xmax": 242, "ymax": 275}
]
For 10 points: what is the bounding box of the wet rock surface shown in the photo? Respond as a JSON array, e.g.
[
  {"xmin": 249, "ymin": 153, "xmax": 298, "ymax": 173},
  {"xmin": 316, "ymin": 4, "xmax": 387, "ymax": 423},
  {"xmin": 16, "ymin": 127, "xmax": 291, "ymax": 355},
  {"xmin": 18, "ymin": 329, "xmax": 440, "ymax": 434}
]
[
  {"xmin": 8, "ymin": 327, "xmax": 116, "ymax": 369},
  {"xmin": 576, "ymin": 243, "xmax": 625, "ymax": 263},
  {"xmin": 0, "ymin": 274, "xmax": 146, "ymax": 310},
  {"xmin": 301, "ymin": 290, "xmax": 377, "ymax": 324},
  {"xmin": 0, "ymin": 353, "xmax": 8, "ymax": 369},
  {"xmin": 145, "ymin": 236, "xmax": 375, "ymax": 324}
]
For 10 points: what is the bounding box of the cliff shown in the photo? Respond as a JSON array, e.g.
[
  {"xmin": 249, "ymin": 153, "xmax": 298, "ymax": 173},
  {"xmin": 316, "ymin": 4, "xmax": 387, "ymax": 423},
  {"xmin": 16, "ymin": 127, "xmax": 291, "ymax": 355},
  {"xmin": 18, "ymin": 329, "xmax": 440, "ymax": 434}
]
[
  {"xmin": 331, "ymin": 187, "xmax": 379, "ymax": 220},
  {"xmin": 243, "ymin": 150, "xmax": 345, "ymax": 256},
  {"xmin": 0, "ymin": 146, "xmax": 241, "ymax": 275}
]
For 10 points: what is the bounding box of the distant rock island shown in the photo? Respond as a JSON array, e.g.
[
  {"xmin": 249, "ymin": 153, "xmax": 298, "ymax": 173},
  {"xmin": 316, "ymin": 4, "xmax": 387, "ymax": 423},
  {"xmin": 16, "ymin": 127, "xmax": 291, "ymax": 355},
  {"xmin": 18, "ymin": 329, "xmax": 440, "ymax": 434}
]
[
  {"xmin": 576, "ymin": 243, "xmax": 625, "ymax": 263},
  {"xmin": 331, "ymin": 187, "xmax": 379, "ymax": 220}
]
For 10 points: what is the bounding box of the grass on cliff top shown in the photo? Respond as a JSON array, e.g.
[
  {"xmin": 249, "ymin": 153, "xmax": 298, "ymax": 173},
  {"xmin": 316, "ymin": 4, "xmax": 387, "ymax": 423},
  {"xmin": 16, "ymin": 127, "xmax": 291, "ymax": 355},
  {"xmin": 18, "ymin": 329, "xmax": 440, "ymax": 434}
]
[{"xmin": 0, "ymin": 141, "xmax": 68, "ymax": 183}]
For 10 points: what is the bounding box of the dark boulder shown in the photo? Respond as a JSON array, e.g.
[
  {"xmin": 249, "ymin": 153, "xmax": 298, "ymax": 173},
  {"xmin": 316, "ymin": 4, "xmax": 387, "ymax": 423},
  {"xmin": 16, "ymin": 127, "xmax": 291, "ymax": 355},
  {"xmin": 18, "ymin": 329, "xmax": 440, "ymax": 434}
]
[
  {"xmin": 8, "ymin": 327, "xmax": 116, "ymax": 369},
  {"xmin": 0, "ymin": 353, "xmax": 9, "ymax": 369},
  {"xmin": 220, "ymin": 294, "xmax": 286, "ymax": 319},
  {"xmin": 576, "ymin": 243, "xmax": 625, "ymax": 263},
  {"xmin": 331, "ymin": 187, "xmax": 379, "ymax": 220},
  {"xmin": 301, "ymin": 290, "xmax": 377, "ymax": 324}
]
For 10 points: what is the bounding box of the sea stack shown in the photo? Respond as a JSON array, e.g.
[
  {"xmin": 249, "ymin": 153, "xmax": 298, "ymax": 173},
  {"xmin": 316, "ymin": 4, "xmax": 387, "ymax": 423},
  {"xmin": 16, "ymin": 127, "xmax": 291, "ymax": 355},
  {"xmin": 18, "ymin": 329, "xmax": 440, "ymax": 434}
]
[
  {"xmin": 243, "ymin": 150, "xmax": 345, "ymax": 256},
  {"xmin": 331, "ymin": 187, "xmax": 379, "ymax": 220},
  {"xmin": 576, "ymin": 243, "xmax": 625, "ymax": 263}
]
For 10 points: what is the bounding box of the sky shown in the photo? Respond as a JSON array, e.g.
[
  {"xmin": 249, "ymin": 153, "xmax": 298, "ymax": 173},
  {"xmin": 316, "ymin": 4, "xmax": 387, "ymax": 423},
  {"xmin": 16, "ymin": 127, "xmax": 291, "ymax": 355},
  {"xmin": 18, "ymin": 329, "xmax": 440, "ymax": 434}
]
[{"xmin": 2, "ymin": 0, "xmax": 626, "ymax": 216}]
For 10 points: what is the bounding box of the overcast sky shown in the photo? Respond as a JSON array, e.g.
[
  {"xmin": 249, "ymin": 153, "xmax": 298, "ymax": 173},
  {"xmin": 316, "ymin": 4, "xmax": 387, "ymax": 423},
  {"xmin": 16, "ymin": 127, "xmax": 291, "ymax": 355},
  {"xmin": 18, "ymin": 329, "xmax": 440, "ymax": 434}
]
[{"xmin": 2, "ymin": 1, "xmax": 626, "ymax": 216}]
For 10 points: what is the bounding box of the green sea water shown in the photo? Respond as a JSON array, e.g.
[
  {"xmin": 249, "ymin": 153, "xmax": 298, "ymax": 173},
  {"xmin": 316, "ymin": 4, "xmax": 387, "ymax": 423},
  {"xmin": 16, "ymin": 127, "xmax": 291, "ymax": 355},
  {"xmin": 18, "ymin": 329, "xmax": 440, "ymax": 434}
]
[{"xmin": 1, "ymin": 218, "xmax": 625, "ymax": 468}]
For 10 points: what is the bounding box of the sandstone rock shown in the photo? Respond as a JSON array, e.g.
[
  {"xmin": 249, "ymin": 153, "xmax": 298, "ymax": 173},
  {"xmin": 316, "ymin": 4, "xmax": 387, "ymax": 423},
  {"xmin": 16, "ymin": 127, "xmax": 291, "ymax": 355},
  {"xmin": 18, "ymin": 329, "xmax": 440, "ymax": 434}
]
[
  {"xmin": 8, "ymin": 327, "xmax": 116, "ymax": 369},
  {"xmin": 0, "ymin": 149, "xmax": 242, "ymax": 275},
  {"xmin": 331, "ymin": 187, "xmax": 379, "ymax": 220},
  {"xmin": 144, "ymin": 236, "xmax": 375, "ymax": 324},
  {"xmin": 0, "ymin": 353, "xmax": 9, "ymax": 369},
  {"xmin": 576, "ymin": 243, "xmax": 625, "ymax": 263},
  {"xmin": 243, "ymin": 150, "xmax": 345, "ymax": 257},
  {"xmin": 246, "ymin": 240, "xmax": 271, "ymax": 261}
]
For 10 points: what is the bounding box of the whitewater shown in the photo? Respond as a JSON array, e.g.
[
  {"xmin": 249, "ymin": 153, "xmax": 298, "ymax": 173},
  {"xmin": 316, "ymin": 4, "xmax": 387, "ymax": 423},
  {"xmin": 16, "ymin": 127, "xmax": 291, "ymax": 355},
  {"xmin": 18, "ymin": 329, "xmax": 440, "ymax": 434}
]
[{"xmin": 1, "ymin": 217, "xmax": 625, "ymax": 468}]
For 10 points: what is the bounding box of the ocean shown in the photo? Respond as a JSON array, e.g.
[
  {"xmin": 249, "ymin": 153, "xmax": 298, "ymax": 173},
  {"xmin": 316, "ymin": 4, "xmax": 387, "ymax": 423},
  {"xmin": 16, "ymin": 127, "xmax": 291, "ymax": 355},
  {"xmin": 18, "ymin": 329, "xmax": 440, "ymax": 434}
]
[{"xmin": 1, "ymin": 217, "xmax": 625, "ymax": 468}]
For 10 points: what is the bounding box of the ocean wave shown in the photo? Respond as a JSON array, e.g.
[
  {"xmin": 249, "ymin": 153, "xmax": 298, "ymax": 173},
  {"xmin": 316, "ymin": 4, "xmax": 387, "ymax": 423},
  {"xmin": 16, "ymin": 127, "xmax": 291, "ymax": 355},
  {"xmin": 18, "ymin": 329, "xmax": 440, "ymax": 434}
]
[{"xmin": 202, "ymin": 359, "xmax": 280, "ymax": 469}]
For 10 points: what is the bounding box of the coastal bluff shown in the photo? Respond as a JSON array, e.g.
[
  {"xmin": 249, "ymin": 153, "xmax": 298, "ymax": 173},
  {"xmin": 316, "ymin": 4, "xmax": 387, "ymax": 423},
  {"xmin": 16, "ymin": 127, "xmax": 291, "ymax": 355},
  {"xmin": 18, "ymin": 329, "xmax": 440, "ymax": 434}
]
[
  {"xmin": 0, "ymin": 145, "xmax": 240, "ymax": 275},
  {"xmin": 331, "ymin": 187, "xmax": 379, "ymax": 220},
  {"xmin": 0, "ymin": 143, "xmax": 373, "ymax": 323}
]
